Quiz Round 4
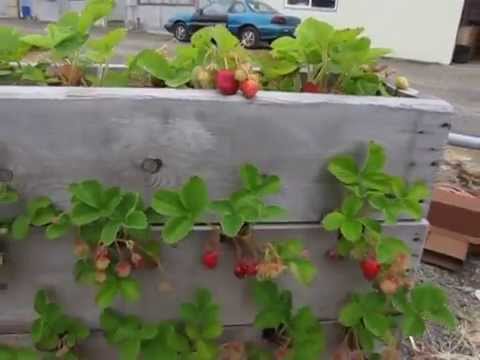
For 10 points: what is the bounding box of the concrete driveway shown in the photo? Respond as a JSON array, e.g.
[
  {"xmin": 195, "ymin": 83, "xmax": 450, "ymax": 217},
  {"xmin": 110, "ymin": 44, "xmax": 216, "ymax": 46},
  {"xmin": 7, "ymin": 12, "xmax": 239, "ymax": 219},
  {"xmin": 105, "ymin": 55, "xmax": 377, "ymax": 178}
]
[{"xmin": 1, "ymin": 18, "xmax": 479, "ymax": 136}]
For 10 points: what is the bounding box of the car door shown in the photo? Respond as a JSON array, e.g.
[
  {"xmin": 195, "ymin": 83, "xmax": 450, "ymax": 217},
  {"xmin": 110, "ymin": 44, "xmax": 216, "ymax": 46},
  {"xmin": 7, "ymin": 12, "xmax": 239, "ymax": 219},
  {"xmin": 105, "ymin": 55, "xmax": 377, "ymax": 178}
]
[
  {"xmin": 226, "ymin": 1, "xmax": 248, "ymax": 34},
  {"xmin": 190, "ymin": 2, "xmax": 229, "ymax": 32}
]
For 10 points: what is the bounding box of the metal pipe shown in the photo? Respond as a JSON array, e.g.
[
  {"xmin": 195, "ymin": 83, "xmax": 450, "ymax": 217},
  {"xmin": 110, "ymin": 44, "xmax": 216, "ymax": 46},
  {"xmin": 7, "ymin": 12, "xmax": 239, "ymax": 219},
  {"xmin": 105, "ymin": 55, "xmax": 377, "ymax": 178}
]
[{"xmin": 448, "ymin": 132, "xmax": 480, "ymax": 150}]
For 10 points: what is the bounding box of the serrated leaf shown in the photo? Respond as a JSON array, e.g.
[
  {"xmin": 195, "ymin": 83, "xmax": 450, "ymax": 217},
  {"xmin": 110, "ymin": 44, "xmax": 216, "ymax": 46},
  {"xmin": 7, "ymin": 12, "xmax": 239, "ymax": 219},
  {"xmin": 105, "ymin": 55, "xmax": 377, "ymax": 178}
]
[
  {"xmin": 162, "ymin": 216, "xmax": 194, "ymax": 244},
  {"xmin": 34, "ymin": 289, "xmax": 49, "ymax": 314},
  {"xmin": 255, "ymin": 175, "xmax": 282, "ymax": 197},
  {"xmin": 100, "ymin": 309, "xmax": 122, "ymax": 333},
  {"xmin": 341, "ymin": 196, "xmax": 363, "ymax": 217},
  {"xmin": 119, "ymin": 278, "xmax": 141, "ymax": 303},
  {"xmin": 96, "ymin": 280, "xmax": 118, "ymax": 309},
  {"xmin": 259, "ymin": 205, "xmax": 286, "ymax": 220},
  {"xmin": 426, "ymin": 305, "xmax": 457, "ymax": 330},
  {"xmin": 45, "ymin": 214, "xmax": 71, "ymax": 240},
  {"xmin": 69, "ymin": 180, "xmax": 102, "ymax": 208},
  {"xmin": 11, "ymin": 215, "xmax": 30, "ymax": 240},
  {"xmin": 357, "ymin": 324, "xmax": 375, "ymax": 353},
  {"xmin": 119, "ymin": 339, "xmax": 141, "ymax": 360},
  {"xmin": 289, "ymin": 259, "xmax": 317, "ymax": 285},
  {"xmin": 402, "ymin": 311, "xmax": 425, "ymax": 337},
  {"xmin": 411, "ymin": 284, "xmax": 448, "ymax": 312},
  {"xmin": 322, "ymin": 211, "xmax": 345, "ymax": 231},
  {"xmin": 377, "ymin": 236, "xmax": 410, "ymax": 264},
  {"xmin": 111, "ymin": 192, "xmax": 138, "ymax": 220},
  {"xmin": 30, "ymin": 206, "xmax": 57, "ymax": 226},
  {"xmin": 339, "ymin": 301, "xmax": 363, "ymax": 327},
  {"xmin": 124, "ymin": 210, "xmax": 148, "ymax": 229},
  {"xmin": 152, "ymin": 190, "xmax": 186, "ymax": 216},
  {"xmin": 100, "ymin": 220, "xmax": 121, "ymax": 246},
  {"xmin": 363, "ymin": 312, "xmax": 390, "ymax": 338},
  {"xmin": 340, "ymin": 219, "xmax": 363, "ymax": 242},
  {"xmin": 240, "ymin": 164, "xmax": 260, "ymax": 190},
  {"xmin": 209, "ymin": 200, "xmax": 232, "ymax": 215},
  {"xmin": 180, "ymin": 176, "xmax": 209, "ymax": 218},
  {"xmin": 328, "ymin": 156, "xmax": 359, "ymax": 184},
  {"xmin": 70, "ymin": 203, "xmax": 102, "ymax": 225},
  {"xmin": 408, "ymin": 182, "xmax": 430, "ymax": 201},
  {"xmin": 27, "ymin": 197, "xmax": 52, "ymax": 217},
  {"xmin": 363, "ymin": 142, "xmax": 386, "ymax": 173},
  {"xmin": 221, "ymin": 213, "xmax": 244, "ymax": 237}
]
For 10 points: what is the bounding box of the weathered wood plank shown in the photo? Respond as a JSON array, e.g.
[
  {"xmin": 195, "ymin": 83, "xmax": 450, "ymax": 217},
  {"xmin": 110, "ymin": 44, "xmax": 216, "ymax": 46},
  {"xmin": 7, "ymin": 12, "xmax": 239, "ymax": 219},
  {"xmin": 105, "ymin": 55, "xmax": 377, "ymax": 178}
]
[
  {"xmin": 0, "ymin": 323, "xmax": 344, "ymax": 358},
  {"xmin": 0, "ymin": 87, "xmax": 452, "ymax": 221},
  {"xmin": 0, "ymin": 222, "xmax": 427, "ymax": 331}
]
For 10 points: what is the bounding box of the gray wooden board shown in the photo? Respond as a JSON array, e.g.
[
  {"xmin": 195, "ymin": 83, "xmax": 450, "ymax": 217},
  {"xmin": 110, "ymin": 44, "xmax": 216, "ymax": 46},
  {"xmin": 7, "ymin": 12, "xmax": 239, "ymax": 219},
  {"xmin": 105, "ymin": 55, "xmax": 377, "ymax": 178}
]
[
  {"xmin": 0, "ymin": 222, "xmax": 427, "ymax": 332},
  {"xmin": 0, "ymin": 323, "xmax": 344, "ymax": 359},
  {"xmin": 0, "ymin": 87, "xmax": 452, "ymax": 222}
]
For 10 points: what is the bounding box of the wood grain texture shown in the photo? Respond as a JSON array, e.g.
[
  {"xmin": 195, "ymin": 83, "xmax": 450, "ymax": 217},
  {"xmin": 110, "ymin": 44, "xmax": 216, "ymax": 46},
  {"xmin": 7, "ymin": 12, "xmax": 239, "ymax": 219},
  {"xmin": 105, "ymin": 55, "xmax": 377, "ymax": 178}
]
[
  {"xmin": 0, "ymin": 87, "xmax": 452, "ymax": 221},
  {"xmin": 0, "ymin": 222, "xmax": 427, "ymax": 332},
  {"xmin": 0, "ymin": 323, "xmax": 344, "ymax": 359}
]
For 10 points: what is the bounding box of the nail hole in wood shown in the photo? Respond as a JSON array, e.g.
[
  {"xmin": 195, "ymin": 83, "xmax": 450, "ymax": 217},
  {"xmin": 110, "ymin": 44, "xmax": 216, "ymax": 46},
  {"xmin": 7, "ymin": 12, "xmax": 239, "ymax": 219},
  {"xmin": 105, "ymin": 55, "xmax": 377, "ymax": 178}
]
[
  {"xmin": 430, "ymin": 161, "xmax": 439, "ymax": 167},
  {"xmin": 440, "ymin": 122, "xmax": 451, "ymax": 129},
  {"xmin": 417, "ymin": 130, "xmax": 425, "ymax": 134},
  {"xmin": 141, "ymin": 158, "xmax": 163, "ymax": 174},
  {"xmin": 409, "ymin": 162, "xmax": 416, "ymax": 167},
  {"xmin": 429, "ymin": 147, "xmax": 437, "ymax": 151},
  {"xmin": 0, "ymin": 169, "xmax": 13, "ymax": 182},
  {"xmin": 413, "ymin": 237, "xmax": 421, "ymax": 243}
]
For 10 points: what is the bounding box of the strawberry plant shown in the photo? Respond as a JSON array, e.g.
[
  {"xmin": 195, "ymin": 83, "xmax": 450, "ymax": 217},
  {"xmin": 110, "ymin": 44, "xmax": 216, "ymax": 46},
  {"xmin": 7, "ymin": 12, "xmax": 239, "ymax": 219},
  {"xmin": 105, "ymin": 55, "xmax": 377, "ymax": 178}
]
[
  {"xmin": 323, "ymin": 141, "xmax": 455, "ymax": 357},
  {"xmin": 31, "ymin": 289, "xmax": 90, "ymax": 359},
  {"xmin": 0, "ymin": 345, "xmax": 38, "ymax": 360},
  {"xmin": 337, "ymin": 284, "xmax": 456, "ymax": 358},
  {"xmin": 252, "ymin": 280, "xmax": 325, "ymax": 359},
  {"xmin": 67, "ymin": 180, "xmax": 156, "ymax": 309},
  {"xmin": 101, "ymin": 288, "xmax": 222, "ymax": 360},
  {"xmin": 257, "ymin": 18, "xmax": 390, "ymax": 95}
]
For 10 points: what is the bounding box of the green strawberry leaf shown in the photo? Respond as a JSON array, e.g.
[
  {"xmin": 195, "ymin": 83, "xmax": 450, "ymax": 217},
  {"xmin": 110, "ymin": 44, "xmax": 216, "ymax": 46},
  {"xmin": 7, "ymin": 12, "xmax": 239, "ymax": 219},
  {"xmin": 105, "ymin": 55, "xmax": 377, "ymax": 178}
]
[
  {"xmin": 100, "ymin": 220, "xmax": 121, "ymax": 246},
  {"xmin": 11, "ymin": 215, "xmax": 31, "ymax": 240},
  {"xmin": 376, "ymin": 236, "xmax": 410, "ymax": 264},
  {"xmin": 180, "ymin": 176, "xmax": 209, "ymax": 218},
  {"xmin": 322, "ymin": 211, "xmax": 345, "ymax": 231},
  {"xmin": 152, "ymin": 190, "xmax": 186, "ymax": 216},
  {"xmin": 124, "ymin": 210, "xmax": 148, "ymax": 229},
  {"xmin": 119, "ymin": 278, "xmax": 141, "ymax": 303},
  {"xmin": 221, "ymin": 213, "xmax": 244, "ymax": 237},
  {"xmin": 328, "ymin": 155, "xmax": 359, "ymax": 184},
  {"xmin": 162, "ymin": 216, "xmax": 194, "ymax": 244}
]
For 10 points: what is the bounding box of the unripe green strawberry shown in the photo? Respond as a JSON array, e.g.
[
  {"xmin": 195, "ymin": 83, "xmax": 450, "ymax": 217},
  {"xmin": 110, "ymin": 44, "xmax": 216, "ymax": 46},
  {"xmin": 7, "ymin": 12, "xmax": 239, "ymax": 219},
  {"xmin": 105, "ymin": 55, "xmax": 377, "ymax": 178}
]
[
  {"xmin": 395, "ymin": 76, "xmax": 409, "ymax": 90},
  {"xmin": 95, "ymin": 270, "xmax": 107, "ymax": 284},
  {"xmin": 234, "ymin": 68, "xmax": 248, "ymax": 82}
]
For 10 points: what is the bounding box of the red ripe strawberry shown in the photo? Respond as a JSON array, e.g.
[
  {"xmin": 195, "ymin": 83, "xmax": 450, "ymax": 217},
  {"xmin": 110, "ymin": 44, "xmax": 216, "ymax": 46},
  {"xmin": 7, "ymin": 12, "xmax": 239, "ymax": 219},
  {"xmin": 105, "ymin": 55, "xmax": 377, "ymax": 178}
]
[
  {"xmin": 234, "ymin": 262, "xmax": 248, "ymax": 279},
  {"xmin": 216, "ymin": 69, "xmax": 239, "ymax": 95},
  {"xmin": 240, "ymin": 79, "xmax": 259, "ymax": 99},
  {"xmin": 115, "ymin": 261, "xmax": 132, "ymax": 278},
  {"xmin": 302, "ymin": 82, "xmax": 320, "ymax": 93},
  {"xmin": 202, "ymin": 249, "xmax": 219, "ymax": 269},
  {"xmin": 360, "ymin": 258, "xmax": 380, "ymax": 281},
  {"xmin": 130, "ymin": 252, "xmax": 145, "ymax": 269},
  {"xmin": 245, "ymin": 260, "xmax": 258, "ymax": 276}
]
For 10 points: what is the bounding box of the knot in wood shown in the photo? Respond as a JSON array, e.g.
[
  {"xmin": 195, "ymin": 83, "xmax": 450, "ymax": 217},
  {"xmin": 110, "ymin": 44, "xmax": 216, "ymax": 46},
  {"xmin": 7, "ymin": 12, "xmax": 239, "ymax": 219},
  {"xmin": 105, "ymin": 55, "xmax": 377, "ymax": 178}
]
[{"xmin": 141, "ymin": 158, "xmax": 163, "ymax": 174}]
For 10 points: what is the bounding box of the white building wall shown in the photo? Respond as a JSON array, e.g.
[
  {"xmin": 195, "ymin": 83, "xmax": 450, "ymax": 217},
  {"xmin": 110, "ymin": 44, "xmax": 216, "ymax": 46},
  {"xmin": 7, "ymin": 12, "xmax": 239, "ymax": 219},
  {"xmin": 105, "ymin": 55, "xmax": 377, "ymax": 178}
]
[
  {"xmin": 270, "ymin": 0, "xmax": 465, "ymax": 64},
  {"xmin": 0, "ymin": 0, "xmax": 19, "ymax": 18}
]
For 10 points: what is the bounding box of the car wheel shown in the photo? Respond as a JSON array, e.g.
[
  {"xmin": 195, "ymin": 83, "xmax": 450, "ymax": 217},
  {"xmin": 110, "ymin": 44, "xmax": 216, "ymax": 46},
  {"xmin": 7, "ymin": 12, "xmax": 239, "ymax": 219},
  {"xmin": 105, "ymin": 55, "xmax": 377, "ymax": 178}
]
[
  {"xmin": 240, "ymin": 26, "xmax": 259, "ymax": 49},
  {"xmin": 174, "ymin": 22, "xmax": 189, "ymax": 42}
]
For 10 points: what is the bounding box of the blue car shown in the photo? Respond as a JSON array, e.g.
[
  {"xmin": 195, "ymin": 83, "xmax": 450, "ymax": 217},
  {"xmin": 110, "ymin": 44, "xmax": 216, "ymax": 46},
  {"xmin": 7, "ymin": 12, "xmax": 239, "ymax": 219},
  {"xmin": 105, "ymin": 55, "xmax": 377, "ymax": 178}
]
[{"xmin": 165, "ymin": 0, "xmax": 301, "ymax": 48}]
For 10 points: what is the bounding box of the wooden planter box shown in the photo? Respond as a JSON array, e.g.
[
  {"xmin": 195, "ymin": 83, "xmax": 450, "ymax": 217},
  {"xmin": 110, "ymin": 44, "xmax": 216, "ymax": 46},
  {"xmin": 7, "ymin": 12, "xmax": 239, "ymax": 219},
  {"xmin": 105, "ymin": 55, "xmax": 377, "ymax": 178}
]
[{"xmin": 0, "ymin": 87, "xmax": 453, "ymax": 357}]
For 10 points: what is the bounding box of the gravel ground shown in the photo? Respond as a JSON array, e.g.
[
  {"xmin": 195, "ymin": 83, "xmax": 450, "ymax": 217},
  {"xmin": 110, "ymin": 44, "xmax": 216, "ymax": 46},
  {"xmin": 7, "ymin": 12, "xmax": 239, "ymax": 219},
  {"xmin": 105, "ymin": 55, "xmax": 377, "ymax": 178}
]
[{"xmin": 401, "ymin": 146, "xmax": 480, "ymax": 359}]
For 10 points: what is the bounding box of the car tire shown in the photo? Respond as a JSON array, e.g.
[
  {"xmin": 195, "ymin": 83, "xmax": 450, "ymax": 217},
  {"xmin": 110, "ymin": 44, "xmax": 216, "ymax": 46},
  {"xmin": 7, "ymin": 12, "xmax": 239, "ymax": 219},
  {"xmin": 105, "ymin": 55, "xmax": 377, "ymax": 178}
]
[
  {"xmin": 240, "ymin": 26, "xmax": 259, "ymax": 49},
  {"xmin": 173, "ymin": 22, "xmax": 189, "ymax": 42}
]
